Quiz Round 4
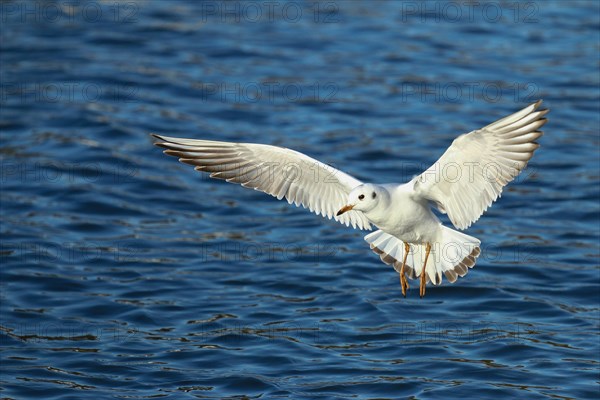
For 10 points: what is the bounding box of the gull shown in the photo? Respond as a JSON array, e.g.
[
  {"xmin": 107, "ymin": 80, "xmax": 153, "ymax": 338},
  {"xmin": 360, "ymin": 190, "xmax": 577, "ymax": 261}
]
[{"xmin": 152, "ymin": 100, "xmax": 548, "ymax": 298}]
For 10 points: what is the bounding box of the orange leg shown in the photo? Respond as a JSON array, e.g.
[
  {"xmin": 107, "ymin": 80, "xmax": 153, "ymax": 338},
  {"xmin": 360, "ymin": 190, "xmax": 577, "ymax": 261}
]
[
  {"xmin": 399, "ymin": 242, "xmax": 410, "ymax": 297},
  {"xmin": 420, "ymin": 242, "xmax": 431, "ymax": 298}
]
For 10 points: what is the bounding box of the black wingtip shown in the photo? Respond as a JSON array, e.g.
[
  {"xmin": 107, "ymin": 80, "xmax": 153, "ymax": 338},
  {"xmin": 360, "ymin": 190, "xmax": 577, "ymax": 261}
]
[{"xmin": 150, "ymin": 133, "xmax": 166, "ymax": 147}]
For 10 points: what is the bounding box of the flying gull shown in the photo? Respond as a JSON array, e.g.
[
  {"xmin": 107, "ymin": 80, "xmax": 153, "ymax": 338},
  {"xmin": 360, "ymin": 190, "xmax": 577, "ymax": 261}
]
[{"xmin": 152, "ymin": 100, "xmax": 548, "ymax": 297}]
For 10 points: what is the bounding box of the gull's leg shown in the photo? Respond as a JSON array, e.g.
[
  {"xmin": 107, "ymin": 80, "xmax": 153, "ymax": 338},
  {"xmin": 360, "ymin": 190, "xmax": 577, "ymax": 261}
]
[
  {"xmin": 420, "ymin": 242, "xmax": 431, "ymax": 298},
  {"xmin": 400, "ymin": 242, "xmax": 410, "ymax": 297}
]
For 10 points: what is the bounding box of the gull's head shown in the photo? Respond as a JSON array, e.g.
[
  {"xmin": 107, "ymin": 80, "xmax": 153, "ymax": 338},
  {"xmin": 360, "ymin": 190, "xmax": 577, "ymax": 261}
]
[{"xmin": 337, "ymin": 184, "xmax": 381, "ymax": 216}]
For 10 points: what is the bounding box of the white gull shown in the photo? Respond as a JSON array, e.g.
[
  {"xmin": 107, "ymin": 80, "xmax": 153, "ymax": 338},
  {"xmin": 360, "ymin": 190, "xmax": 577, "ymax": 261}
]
[{"xmin": 152, "ymin": 101, "xmax": 548, "ymax": 297}]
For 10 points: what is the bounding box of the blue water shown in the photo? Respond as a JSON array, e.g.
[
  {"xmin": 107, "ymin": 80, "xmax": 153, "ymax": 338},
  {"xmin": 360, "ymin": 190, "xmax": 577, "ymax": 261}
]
[{"xmin": 1, "ymin": 1, "xmax": 599, "ymax": 399}]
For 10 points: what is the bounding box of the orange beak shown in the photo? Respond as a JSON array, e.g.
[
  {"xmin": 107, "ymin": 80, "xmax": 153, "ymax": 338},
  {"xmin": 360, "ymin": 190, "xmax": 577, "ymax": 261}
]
[{"xmin": 336, "ymin": 204, "xmax": 354, "ymax": 216}]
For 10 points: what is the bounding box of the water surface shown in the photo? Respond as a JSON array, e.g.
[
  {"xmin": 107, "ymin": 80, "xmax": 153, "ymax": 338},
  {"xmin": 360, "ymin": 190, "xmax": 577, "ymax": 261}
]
[{"xmin": 1, "ymin": 1, "xmax": 599, "ymax": 399}]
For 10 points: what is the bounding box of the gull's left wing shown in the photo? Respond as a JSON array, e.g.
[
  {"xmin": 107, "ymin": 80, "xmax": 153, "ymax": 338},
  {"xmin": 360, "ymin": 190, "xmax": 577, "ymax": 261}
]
[
  {"xmin": 413, "ymin": 101, "xmax": 549, "ymax": 230},
  {"xmin": 152, "ymin": 134, "xmax": 372, "ymax": 230}
]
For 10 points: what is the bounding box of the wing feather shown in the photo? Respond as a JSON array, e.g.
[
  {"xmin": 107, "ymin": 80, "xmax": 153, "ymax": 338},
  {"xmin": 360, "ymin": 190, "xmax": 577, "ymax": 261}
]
[
  {"xmin": 413, "ymin": 101, "xmax": 548, "ymax": 230},
  {"xmin": 152, "ymin": 134, "xmax": 372, "ymax": 230}
]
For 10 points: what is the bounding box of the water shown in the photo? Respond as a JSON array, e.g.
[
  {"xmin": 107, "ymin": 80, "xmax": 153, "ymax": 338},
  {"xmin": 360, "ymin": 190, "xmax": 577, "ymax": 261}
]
[{"xmin": 1, "ymin": 1, "xmax": 599, "ymax": 399}]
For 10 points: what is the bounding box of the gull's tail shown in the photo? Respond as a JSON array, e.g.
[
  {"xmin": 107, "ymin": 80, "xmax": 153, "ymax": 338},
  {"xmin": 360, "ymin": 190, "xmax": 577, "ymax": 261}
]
[{"xmin": 364, "ymin": 227, "xmax": 481, "ymax": 286}]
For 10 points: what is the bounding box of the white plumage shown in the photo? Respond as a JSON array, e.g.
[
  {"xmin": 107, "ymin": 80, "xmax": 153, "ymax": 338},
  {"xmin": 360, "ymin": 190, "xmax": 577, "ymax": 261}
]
[
  {"xmin": 153, "ymin": 137, "xmax": 372, "ymax": 230},
  {"xmin": 414, "ymin": 101, "xmax": 548, "ymax": 229},
  {"xmin": 153, "ymin": 100, "xmax": 548, "ymax": 297}
]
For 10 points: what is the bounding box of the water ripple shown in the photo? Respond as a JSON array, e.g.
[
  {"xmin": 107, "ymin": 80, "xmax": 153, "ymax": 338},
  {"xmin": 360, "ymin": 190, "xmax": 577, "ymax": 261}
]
[{"xmin": 1, "ymin": 1, "xmax": 599, "ymax": 399}]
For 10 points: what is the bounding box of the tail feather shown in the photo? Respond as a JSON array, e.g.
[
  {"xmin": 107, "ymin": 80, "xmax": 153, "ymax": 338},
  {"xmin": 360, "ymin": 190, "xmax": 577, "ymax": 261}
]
[
  {"xmin": 364, "ymin": 227, "xmax": 481, "ymax": 286},
  {"xmin": 436, "ymin": 226, "xmax": 481, "ymax": 284}
]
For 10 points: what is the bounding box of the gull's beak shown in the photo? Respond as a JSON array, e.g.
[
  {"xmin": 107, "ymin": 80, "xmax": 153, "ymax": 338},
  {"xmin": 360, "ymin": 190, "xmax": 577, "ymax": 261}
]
[{"xmin": 336, "ymin": 204, "xmax": 354, "ymax": 216}]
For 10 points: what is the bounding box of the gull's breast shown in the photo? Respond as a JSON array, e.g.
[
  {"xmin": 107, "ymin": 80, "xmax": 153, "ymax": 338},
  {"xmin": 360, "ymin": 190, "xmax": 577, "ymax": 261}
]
[{"xmin": 375, "ymin": 190, "xmax": 441, "ymax": 244}]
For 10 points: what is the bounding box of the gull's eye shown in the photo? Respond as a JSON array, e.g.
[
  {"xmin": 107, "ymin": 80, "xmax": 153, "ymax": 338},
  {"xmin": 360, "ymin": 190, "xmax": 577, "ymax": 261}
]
[
  {"xmin": 372, "ymin": 192, "xmax": 376, "ymax": 199},
  {"xmin": 358, "ymin": 194, "xmax": 365, "ymax": 200}
]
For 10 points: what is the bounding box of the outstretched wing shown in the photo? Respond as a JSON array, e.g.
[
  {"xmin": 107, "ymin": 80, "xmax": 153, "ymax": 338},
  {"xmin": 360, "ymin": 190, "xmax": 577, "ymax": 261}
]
[
  {"xmin": 152, "ymin": 134, "xmax": 372, "ymax": 230},
  {"xmin": 413, "ymin": 100, "xmax": 549, "ymax": 230}
]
